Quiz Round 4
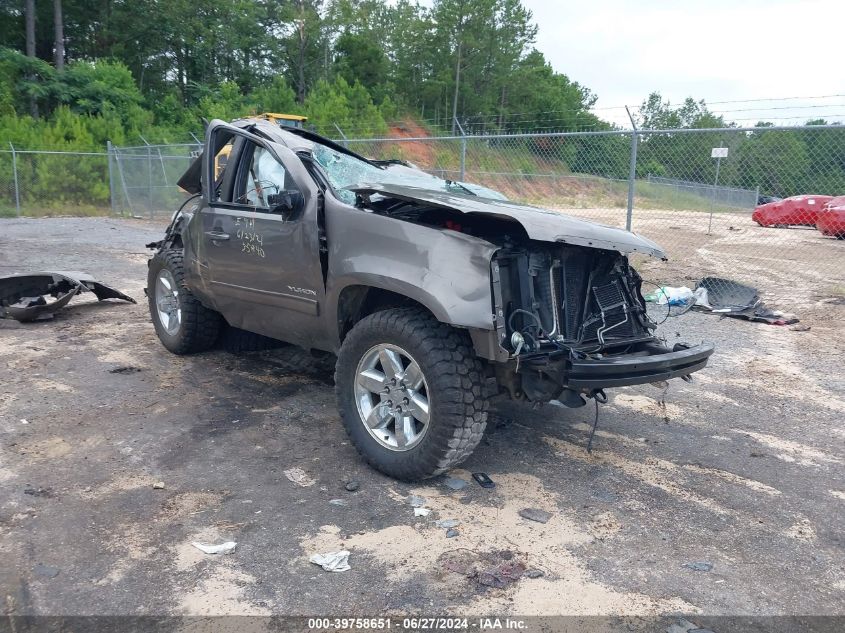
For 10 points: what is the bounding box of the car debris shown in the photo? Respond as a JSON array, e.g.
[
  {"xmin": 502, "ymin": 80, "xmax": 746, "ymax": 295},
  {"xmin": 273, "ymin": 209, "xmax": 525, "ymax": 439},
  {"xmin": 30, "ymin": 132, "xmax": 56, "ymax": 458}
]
[
  {"xmin": 682, "ymin": 561, "xmax": 714, "ymax": 572},
  {"xmin": 518, "ymin": 508, "xmax": 552, "ymax": 524},
  {"xmin": 444, "ymin": 477, "xmax": 469, "ymax": 491},
  {"xmin": 283, "ymin": 467, "xmax": 316, "ymax": 487},
  {"xmin": 472, "ymin": 473, "xmax": 496, "ymax": 489},
  {"xmin": 191, "ymin": 541, "xmax": 237, "ymax": 555},
  {"xmin": 695, "ymin": 278, "xmax": 799, "ymax": 325},
  {"xmin": 310, "ymin": 550, "xmax": 351, "ymax": 572},
  {"xmin": 0, "ymin": 271, "xmax": 135, "ymax": 322},
  {"xmin": 477, "ymin": 560, "xmax": 526, "ymax": 588},
  {"xmin": 407, "ymin": 494, "xmax": 426, "ymax": 507}
]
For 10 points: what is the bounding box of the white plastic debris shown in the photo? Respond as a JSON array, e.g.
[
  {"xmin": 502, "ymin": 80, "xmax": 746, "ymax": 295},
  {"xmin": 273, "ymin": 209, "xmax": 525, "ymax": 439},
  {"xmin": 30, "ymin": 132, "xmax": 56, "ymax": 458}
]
[
  {"xmin": 407, "ymin": 494, "xmax": 426, "ymax": 507},
  {"xmin": 20, "ymin": 419, "xmax": 28, "ymax": 424},
  {"xmin": 284, "ymin": 467, "xmax": 316, "ymax": 487},
  {"xmin": 191, "ymin": 541, "xmax": 237, "ymax": 555},
  {"xmin": 692, "ymin": 287, "xmax": 712, "ymax": 309},
  {"xmin": 656, "ymin": 286, "xmax": 694, "ymax": 306},
  {"xmin": 310, "ymin": 550, "xmax": 351, "ymax": 572},
  {"xmin": 413, "ymin": 507, "xmax": 431, "ymax": 517}
]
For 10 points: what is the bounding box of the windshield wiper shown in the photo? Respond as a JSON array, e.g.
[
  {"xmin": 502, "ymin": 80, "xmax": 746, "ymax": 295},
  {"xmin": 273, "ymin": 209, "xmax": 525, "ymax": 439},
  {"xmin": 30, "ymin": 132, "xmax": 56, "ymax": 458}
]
[{"xmin": 446, "ymin": 180, "xmax": 476, "ymax": 196}]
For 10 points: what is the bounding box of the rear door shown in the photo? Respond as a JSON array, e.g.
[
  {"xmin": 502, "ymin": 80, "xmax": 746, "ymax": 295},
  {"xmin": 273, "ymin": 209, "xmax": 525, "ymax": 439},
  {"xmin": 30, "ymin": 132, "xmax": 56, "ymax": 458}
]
[{"xmin": 198, "ymin": 122, "xmax": 326, "ymax": 347}]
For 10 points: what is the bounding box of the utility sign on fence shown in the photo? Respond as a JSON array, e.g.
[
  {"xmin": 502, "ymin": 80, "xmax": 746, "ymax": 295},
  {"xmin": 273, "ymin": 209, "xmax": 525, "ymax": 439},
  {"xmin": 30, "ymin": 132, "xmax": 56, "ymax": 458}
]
[{"xmin": 711, "ymin": 147, "xmax": 729, "ymax": 158}]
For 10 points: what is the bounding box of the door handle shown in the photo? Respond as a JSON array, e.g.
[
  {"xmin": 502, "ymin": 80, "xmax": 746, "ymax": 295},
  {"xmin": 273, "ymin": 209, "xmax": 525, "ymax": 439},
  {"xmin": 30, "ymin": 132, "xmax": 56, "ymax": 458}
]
[{"xmin": 205, "ymin": 230, "xmax": 230, "ymax": 241}]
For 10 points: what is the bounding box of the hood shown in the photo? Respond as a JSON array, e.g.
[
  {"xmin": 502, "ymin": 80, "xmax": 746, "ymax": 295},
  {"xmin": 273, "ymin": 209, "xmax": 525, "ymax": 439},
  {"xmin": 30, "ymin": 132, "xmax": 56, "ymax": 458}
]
[{"xmin": 347, "ymin": 183, "xmax": 666, "ymax": 259}]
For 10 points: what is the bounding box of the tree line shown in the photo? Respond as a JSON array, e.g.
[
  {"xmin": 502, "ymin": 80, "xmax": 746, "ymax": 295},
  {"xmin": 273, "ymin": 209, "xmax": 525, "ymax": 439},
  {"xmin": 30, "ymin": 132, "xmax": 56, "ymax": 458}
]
[
  {"xmin": 0, "ymin": 0, "xmax": 605, "ymax": 144},
  {"xmin": 0, "ymin": 0, "xmax": 842, "ymax": 201}
]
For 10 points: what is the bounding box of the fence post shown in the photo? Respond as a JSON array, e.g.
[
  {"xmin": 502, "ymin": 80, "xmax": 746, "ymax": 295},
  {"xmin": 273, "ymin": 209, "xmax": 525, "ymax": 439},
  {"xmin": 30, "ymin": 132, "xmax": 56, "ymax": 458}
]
[
  {"xmin": 107, "ymin": 140, "xmax": 117, "ymax": 215},
  {"xmin": 454, "ymin": 118, "xmax": 466, "ymax": 181},
  {"xmin": 624, "ymin": 107, "xmax": 638, "ymax": 232},
  {"xmin": 140, "ymin": 135, "xmax": 153, "ymax": 218},
  {"xmin": 9, "ymin": 142, "xmax": 20, "ymax": 217},
  {"xmin": 333, "ymin": 123, "xmax": 349, "ymax": 148}
]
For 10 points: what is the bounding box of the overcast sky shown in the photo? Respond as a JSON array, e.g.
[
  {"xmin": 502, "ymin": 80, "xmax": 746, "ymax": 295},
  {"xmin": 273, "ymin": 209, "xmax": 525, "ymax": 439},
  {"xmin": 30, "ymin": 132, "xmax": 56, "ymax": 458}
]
[{"xmin": 521, "ymin": 0, "xmax": 845, "ymax": 127}]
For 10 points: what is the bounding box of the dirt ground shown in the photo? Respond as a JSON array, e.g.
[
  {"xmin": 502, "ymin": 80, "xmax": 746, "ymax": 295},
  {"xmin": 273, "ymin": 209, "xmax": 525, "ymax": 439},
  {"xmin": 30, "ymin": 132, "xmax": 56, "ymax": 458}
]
[{"xmin": 1, "ymin": 217, "xmax": 844, "ymax": 623}]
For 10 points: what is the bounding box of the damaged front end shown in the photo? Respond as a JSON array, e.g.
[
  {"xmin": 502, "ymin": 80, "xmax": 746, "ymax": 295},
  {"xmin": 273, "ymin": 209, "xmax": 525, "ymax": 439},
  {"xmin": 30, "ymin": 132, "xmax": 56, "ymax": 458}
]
[
  {"xmin": 491, "ymin": 244, "xmax": 714, "ymax": 406},
  {"xmin": 346, "ymin": 183, "xmax": 714, "ymax": 407}
]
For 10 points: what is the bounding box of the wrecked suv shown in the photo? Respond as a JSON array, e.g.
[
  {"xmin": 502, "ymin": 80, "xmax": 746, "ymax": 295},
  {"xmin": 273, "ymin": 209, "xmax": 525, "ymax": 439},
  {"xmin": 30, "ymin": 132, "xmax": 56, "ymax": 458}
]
[{"xmin": 147, "ymin": 119, "xmax": 714, "ymax": 480}]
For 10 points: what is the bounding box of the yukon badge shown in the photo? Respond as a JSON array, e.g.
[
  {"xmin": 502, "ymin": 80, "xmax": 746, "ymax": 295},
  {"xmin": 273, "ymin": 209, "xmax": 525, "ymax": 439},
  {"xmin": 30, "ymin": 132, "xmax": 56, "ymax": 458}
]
[{"xmin": 288, "ymin": 286, "xmax": 317, "ymax": 296}]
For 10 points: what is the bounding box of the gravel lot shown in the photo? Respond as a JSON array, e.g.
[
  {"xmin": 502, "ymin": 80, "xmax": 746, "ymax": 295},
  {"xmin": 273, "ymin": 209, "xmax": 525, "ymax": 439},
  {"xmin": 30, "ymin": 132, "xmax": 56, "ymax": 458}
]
[{"xmin": 1, "ymin": 217, "xmax": 843, "ymax": 623}]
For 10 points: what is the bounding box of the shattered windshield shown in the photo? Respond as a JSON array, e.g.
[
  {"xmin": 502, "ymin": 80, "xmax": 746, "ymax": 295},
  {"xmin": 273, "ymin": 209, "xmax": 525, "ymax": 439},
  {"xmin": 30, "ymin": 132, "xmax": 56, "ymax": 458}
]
[{"xmin": 311, "ymin": 143, "xmax": 505, "ymax": 204}]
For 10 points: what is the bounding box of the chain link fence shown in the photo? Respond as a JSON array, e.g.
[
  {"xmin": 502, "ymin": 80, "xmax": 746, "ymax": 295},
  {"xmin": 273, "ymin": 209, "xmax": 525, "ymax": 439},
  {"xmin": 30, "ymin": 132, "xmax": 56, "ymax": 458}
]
[
  {"xmin": 109, "ymin": 143, "xmax": 201, "ymax": 217},
  {"xmin": 344, "ymin": 125, "xmax": 845, "ymax": 308},
  {"xmin": 1, "ymin": 124, "xmax": 843, "ymax": 309},
  {"xmin": 0, "ymin": 148, "xmax": 111, "ymax": 217}
]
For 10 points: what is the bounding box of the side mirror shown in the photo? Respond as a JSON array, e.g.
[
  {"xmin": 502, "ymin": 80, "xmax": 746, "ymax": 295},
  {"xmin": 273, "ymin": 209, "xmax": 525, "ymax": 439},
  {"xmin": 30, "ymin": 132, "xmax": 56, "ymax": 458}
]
[{"xmin": 268, "ymin": 189, "xmax": 304, "ymax": 219}]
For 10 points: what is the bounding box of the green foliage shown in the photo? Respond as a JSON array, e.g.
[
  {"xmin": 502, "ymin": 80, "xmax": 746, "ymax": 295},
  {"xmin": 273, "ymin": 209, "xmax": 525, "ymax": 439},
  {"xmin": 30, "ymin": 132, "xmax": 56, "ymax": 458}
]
[{"xmin": 304, "ymin": 76, "xmax": 387, "ymax": 136}]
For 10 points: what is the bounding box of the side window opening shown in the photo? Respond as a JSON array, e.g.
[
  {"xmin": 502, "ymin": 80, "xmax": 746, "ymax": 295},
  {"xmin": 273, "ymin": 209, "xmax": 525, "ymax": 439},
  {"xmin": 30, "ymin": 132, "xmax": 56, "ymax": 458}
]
[{"xmin": 234, "ymin": 143, "xmax": 295, "ymax": 209}]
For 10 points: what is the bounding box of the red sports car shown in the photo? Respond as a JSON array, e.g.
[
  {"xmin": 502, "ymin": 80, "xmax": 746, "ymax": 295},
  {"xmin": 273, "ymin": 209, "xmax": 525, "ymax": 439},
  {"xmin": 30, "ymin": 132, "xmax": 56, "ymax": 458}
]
[
  {"xmin": 816, "ymin": 196, "xmax": 845, "ymax": 238},
  {"xmin": 752, "ymin": 194, "xmax": 833, "ymax": 227}
]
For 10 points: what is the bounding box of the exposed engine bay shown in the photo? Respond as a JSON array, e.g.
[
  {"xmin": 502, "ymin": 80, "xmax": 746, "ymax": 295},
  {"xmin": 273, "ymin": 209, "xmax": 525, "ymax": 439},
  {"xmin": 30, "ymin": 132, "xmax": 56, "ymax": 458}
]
[{"xmin": 356, "ymin": 193, "xmax": 710, "ymax": 407}]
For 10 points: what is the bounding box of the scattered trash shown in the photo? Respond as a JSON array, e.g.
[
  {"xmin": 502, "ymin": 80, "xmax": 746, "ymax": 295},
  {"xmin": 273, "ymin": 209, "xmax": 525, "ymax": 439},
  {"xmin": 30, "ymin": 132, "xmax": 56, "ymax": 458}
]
[
  {"xmin": 790, "ymin": 324, "xmax": 811, "ymax": 332},
  {"xmin": 518, "ymin": 508, "xmax": 552, "ymax": 524},
  {"xmin": 152, "ymin": 481, "xmax": 165, "ymax": 490},
  {"xmin": 471, "ymin": 472, "xmax": 496, "ymax": 489},
  {"xmin": 413, "ymin": 507, "xmax": 431, "ymax": 517},
  {"xmin": 284, "ymin": 467, "xmax": 316, "ymax": 487},
  {"xmin": 445, "ymin": 528, "xmax": 459, "ymax": 538},
  {"xmin": 444, "ymin": 477, "xmax": 469, "ymax": 491},
  {"xmin": 0, "ymin": 271, "xmax": 135, "ymax": 322},
  {"xmin": 310, "ymin": 550, "xmax": 351, "ymax": 572},
  {"xmin": 328, "ymin": 498, "xmax": 349, "ymax": 507},
  {"xmin": 191, "ymin": 541, "xmax": 237, "ymax": 555},
  {"xmin": 682, "ymin": 561, "xmax": 713, "ymax": 572},
  {"xmin": 524, "ymin": 569, "xmax": 544, "ymax": 578},
  {"xmin": 435, "ymin": 519, "xmax": 461, "ymax": 529},
  {"xmin": 407, "ymin": 494, "xmax": 426, "ymax": 507},
  {"xmin": 344, "ymin": 480, "xmax": 360, "ymax": 492},
  {"xmin": 109, "ymin": 366, "xmax": 143, "ymax": 374},
  {"xmin": 23, "ymin": 486, "xmax": 53, "ymax": 498},
  {"xmin": 477, "ymin": 560, "xmax": 526, "ymax": 588},
  {"xmin": 649, "ymin": 286, "xmax": 694, "ymax": 306},
  {"xmin": 20, "ymin": 419, "xmax": 28, "ymax": 424},
  {"xmin": 32, "ymin": 563, "xmax": 60, "ymax": 578}
]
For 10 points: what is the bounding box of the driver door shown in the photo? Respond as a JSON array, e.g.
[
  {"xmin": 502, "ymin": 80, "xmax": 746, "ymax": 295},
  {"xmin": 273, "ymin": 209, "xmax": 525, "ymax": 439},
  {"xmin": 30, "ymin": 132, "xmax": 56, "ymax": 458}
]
[{"xmin": 198, "ymin": 123, "xmax": 326, "ymax": 348}]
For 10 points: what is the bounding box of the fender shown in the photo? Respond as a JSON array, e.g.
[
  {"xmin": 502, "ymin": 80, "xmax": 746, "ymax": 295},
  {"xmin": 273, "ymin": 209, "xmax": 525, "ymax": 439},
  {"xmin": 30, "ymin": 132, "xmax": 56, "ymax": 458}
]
[{"xmin": 324, "ymin": 199, "xmax": 499, "ymax": 348}]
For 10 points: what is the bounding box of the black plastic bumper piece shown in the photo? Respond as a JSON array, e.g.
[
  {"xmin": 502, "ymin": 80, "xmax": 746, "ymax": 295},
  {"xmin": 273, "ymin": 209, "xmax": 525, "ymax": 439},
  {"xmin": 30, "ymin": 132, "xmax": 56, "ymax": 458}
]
[{"xmin": 564, "ymin": 342, "xmax": 715, "ymax": 389}]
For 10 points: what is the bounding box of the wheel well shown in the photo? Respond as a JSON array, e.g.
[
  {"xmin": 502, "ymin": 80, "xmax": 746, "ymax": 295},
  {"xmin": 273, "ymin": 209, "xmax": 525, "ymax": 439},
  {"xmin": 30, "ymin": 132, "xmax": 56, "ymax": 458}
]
[{"xmin": 337, "ymin": 285, "xmax": 434, "ymax": 342}]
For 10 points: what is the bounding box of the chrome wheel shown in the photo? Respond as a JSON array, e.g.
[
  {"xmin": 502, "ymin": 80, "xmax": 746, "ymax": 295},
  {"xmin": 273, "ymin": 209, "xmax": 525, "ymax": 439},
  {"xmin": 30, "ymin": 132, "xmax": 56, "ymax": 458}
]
[
  {"xmin": 354, "ymin": 344, "xmax": 431, "ymax": 451},
  {"xmin": 155, "ymin": 269, "xmax": 181, "ymax": 335}
]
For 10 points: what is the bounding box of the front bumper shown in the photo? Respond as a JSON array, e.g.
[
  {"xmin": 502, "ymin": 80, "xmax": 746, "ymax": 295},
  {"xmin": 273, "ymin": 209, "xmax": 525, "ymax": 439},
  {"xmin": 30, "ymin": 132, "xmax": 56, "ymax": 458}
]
[{"xmin": 565, "ymin": 342, "xmax": 715, "ymax": 389}]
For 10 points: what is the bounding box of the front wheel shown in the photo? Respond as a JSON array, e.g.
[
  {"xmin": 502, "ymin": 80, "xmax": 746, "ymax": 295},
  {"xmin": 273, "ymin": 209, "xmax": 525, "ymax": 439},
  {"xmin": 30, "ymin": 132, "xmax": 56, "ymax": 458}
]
[
  {"xmin": 147, "ymin": 249, "xmax": 222, "ymax": 354},
  {"xmin": 335, "ymin": 308, "xmax": 488, "ymax": 480}
]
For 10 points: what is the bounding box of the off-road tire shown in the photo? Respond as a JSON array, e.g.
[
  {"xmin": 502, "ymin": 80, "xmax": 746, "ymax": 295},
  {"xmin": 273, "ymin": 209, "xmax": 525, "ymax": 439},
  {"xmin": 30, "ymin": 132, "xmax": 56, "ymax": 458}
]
[
  {"xmin": 148, "ymin": 249, "xmax": 222, "ymax": 354},
  {"xmin": 335, "ymin": 308, "xmax": 488, "ymax": 480}
]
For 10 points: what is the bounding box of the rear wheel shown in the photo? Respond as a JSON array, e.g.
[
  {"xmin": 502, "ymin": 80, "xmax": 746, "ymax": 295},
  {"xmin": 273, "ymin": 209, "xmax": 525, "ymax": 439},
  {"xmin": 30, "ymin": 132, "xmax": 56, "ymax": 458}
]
[
  {"xmin": 335, "ymin": 308, "xmax": 488, "ymax": 480},
  {"xmin": 147, "ymin": 249, "xmax": 222, "ymax": 354}
]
